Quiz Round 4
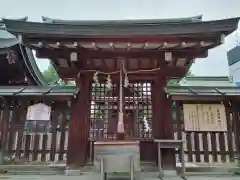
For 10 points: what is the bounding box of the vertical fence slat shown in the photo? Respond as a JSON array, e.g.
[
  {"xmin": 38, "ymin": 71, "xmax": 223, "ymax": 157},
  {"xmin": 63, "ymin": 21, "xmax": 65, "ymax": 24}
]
[
  {"xmin": 210, "ymin": 132, "xmax": 218, "ymax": 162},
  {"xmin": 50, "ymin": 108, "xmax": 58, "ymax": 161},
  {"xmin": 202, "ymin": 132, "xmax": 209, "ymax": 162},
  {"xmin": 186, "ymin": 132, "xmax": 193, "ymax": 162},
  {"xmin": 24, "ymin": 134, "xmax": 31, "ymax": 159},
  {"xmin": 225, "ymin": 103, "xmax": 234, "ymax": 161},
  {"xmin": 32, "ymin": 124, "xmax": 40, "ymax": 161},
  {"xmin": 194, "ymin": 132, "xmax": 201, "ymax": 162},
  {"xmin": 16, "ymin": 102, "xmax": 28, "ymax": 159},
  {"xmin": 59, "ymin": 108, "xmax": 67, "ymax": 161},
  {"xmin": 219, "ymin": 132, "xmax": 226, "ymax": 162},
  {"xmin": 233, "ymin": 103, "xmax": 240, "ymax": 158},
  {"xmin": 1, "ymin": 102, "xmax": 10, "ymax": 152},
  {"xmin": 7, "ymin": 109, "xmax": 15, "ymax": 156},
  {"xmin": 41, "ymin": 134, "xmax": 48, "ymax": 161}
]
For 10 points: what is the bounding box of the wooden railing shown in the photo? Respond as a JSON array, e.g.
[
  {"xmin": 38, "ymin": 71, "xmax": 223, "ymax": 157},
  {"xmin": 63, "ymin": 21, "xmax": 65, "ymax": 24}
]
[{"xmin": 3, "ymin": 128, "xmax": 237, "ymax": 164}]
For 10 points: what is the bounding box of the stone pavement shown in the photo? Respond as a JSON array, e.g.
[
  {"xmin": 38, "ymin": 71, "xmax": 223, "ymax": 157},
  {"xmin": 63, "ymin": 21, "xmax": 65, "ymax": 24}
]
[{"xmin": 0, "ymin": 174, "xmax": 239, "ymax": 180}]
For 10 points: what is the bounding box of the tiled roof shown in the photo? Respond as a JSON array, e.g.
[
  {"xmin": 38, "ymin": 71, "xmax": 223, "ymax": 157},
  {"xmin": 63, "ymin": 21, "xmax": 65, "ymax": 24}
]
[{"xmin": 0, "ymin": 86, "xmax": 78, "ymax": 96}]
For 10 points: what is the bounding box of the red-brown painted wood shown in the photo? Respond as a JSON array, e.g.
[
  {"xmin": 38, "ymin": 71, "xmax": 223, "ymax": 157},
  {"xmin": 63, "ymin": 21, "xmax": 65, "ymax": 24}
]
[
  {"xmin": 0, "ymin": 101, "xmax": 10, "ymax": 151},
  {"xmin": 59, "ymin": 108, "xmax": 67, "ymax": 161},
  {"xmin": 32, "ymin": 124, "xmax": 40, "ymax": 161},
  {"xmin": 186, "ymin": 132, "xmax": 193, "ymax": 162},
  {"xmin": 50, "ymin": 107, "xmax": 59, "ymax": 161},
  {"xmin": 210, "ymin": 132, "xmax": 218, "ymax": 162},
  {"xmin": 8, "ymin": 106, "xmax": 16, "ymax": 155},
  {"xmin": 176, "ymin": 101, "xmax": 182, "ymax": 140},
  {"xmin": 67, "ymin": 74, "xmax": 92, "ymax": 167},
  {"xmin": 152, "ymin": 76, "xmax": 175, "ymax": 169},
  {"xmin": 225, "ymin": 102, "xmax": 234, "ymax": 162},
  {"xmin": 16, "ymin": 101, "xmax": 28, "ymax": 159}
]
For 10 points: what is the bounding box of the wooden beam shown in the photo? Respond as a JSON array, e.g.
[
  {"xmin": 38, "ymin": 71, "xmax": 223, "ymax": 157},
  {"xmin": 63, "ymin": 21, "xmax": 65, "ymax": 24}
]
[
  {"xmin": 24, "ymin": 35, "xmax": 220, "ymax": 44},
  {"xmin": 35, "ymin": 48, "xmax": 208, "ymax": 59},
  {"xmin": 59, "ymin": 66, "xmax": 188, "ymax": 80},
  {"xmin": 170, "ymin": 95, "xmax": 228, "ymax": 101}
]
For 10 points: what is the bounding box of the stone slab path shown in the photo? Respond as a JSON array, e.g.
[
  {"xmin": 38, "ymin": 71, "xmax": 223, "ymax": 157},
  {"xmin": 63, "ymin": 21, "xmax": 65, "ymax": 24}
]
[{"xmin": 0, "ymin": 175, "xmax": 239, "ymax": 180}]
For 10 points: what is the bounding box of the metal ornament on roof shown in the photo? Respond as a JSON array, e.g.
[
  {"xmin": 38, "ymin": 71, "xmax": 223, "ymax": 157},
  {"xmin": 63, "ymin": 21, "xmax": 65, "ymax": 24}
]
[
  {"xmin": 25, "ymin": 103, "xmax": 51, "ymax": 133},
  {"xmin": 6, "ymin": 51, "xmax": 17, "ymax": 64}
]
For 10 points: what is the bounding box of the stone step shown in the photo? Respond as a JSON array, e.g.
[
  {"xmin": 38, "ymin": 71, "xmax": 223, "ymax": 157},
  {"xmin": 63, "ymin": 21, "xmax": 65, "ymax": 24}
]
[
  {"xmin": 5, "ymin": 171, "xmax": 65, "ymax": 175},
  {"xmin": 185, "ymin": 172, "xmax": 236, "ymax": 177},
  {"xmin": 0, "ymin": 165, "xmax": 65, "ymax": 175}
]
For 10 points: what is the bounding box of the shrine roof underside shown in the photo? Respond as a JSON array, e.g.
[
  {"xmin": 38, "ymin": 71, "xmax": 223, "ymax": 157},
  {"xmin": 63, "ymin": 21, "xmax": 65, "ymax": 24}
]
[
  {"xmin": 1, "ymin": 16, "xmax": 239, "ymax": 81},
  {"xmin": 168, "ymin": 86, "xmax": 240, "ymax": 101},
  {"xmin": 0, "ymin": 86, "xmax": 79, "ymax": 97}
]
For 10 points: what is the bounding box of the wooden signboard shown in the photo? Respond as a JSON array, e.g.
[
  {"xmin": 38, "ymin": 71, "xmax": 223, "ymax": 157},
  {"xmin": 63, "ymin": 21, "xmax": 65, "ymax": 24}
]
[
  {"xmin": 26, "ymin": 103, "xmax": 51, "ymax": 121},
  {"xmin": 183, "ymin": 104, "xmax": 227, "ymax": 132}
]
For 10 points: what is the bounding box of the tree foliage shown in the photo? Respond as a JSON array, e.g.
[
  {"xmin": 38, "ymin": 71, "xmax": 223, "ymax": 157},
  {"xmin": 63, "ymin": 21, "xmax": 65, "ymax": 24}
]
[
  {"xmin": 42, "ymin": 65, "xmax": 75, "ymax": 86},
  {"xmin": 42, "ymin": 65, "xmax": 59, "ymax": 85}
]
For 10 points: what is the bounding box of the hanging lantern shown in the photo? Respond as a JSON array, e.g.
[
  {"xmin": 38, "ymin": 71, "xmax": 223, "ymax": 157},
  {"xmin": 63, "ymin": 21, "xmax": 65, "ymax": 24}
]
[{"xmin": 6, "ymin": 51, "xmax": 17, "ymax": 64}]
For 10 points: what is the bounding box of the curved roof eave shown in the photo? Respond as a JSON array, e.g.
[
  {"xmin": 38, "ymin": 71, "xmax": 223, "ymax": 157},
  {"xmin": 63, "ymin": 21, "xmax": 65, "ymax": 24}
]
[
  {"xmin": 0, "ymin": 17, "xmax": 28, "ymax": 22},
  {"xmin": 2, "ymin": 17, "xmax": 239, "ymax": 37},
  {"xmin": 0, "ymin": 27, "xmax": 47, "ymax": 86},
  {"xmin": 19, "ymin": 44, "xmax": 48, "ymax": 86},
  {"xmin": 41, "ymin": 15, "xmax": 203, "ymax": 25}
]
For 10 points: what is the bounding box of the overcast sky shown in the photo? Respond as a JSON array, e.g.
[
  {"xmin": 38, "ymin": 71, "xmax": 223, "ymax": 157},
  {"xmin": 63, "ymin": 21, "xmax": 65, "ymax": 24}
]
[{"xmin": 1, "ymin": 0, "xmax": 240, "ymax": 76}]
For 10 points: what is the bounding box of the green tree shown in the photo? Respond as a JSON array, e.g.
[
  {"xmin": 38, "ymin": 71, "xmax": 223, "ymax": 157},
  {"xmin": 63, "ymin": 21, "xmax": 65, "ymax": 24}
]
[
  {"xmin": 42, "ymin": 65, "xmax": 74, "ymax": 86},
  {"xmin": 42, "ymin": 65, "xmax": 59, "ymax": 85}
]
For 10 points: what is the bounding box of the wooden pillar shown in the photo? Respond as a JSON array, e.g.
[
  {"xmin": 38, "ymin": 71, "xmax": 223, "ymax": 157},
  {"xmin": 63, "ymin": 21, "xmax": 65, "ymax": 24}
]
[
  {"xmin": 152, "ymin": 75, "xmax": 175, "ymax": 169},
  {"xmin": 232, "ymin": 101, "xmax": 240, "ymax": 158},
  {"xmin": 67, "ymin": 74, "xmax": 92, "ymax": 167}
]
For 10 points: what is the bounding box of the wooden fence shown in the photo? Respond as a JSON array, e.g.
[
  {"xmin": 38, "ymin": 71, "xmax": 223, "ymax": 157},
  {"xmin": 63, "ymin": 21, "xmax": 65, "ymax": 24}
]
[
  {"xmin": 3, "ymin": 128, "xmax": 237, "ymax": 164},
  {"xmin": 0, "ymin": 100, "xmax": 238, "ymax": 165}
]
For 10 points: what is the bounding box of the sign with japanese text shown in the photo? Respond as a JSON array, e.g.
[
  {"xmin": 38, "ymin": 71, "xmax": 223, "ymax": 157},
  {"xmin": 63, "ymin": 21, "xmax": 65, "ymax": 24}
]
[
  {"xmin": 183, "ymin": 104, "xmax": 227, "ymax": 132},
  {"xmin": 26, "ymin": 103, "xmax": 51, "ymax": 121}
]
